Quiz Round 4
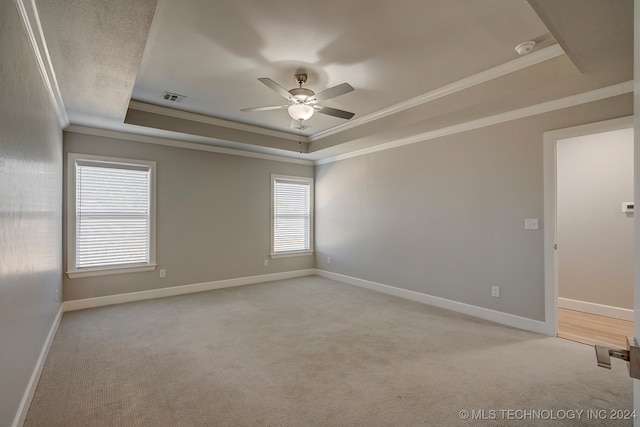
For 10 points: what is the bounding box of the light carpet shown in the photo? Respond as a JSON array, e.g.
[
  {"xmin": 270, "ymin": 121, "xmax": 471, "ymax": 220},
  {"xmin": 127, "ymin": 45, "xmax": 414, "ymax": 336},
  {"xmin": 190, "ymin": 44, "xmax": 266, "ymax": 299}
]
[{"xmin": 25, "ymin": 276, "xmax": 633, "ymax": 426}]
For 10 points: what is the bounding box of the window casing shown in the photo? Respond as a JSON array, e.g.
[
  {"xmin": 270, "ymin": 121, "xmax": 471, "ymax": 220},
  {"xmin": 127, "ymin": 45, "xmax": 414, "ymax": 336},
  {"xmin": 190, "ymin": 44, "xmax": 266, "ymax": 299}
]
[
  {"xmin": 271, "ymin": 175, "xmax": 314, "ymax": 257},
  {"xmin": 67, "ymin": 153, "xmax": 157, "ymax": 278}
]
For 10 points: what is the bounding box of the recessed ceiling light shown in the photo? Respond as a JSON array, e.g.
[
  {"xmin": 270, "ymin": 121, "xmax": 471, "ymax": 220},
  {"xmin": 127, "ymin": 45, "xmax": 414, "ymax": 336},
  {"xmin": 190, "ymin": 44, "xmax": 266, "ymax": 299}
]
[{"xmin": 515, "ymin": 41, "xmax": 536, "ymax": 56}]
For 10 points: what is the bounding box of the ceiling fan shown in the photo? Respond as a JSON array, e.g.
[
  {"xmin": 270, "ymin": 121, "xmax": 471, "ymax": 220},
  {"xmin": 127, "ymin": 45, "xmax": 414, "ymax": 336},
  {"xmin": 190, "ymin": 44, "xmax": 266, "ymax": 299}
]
[{"xmin": 241, "ymin": 73, "xmax": 355, "ymax": 130}]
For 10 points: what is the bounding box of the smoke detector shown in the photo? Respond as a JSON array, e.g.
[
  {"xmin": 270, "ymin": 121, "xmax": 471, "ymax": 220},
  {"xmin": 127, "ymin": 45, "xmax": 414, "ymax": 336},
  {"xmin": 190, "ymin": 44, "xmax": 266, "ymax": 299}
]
[{"xmin": 515, "ymin": 41, "xmax": 536, "ymax": 56}]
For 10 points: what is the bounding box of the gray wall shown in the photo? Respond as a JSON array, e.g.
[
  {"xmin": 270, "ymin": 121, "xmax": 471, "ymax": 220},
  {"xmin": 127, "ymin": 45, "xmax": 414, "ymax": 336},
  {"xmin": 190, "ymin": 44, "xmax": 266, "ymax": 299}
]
[
  {"xmin": 0, "ymin": 2, "xmax": 63, "ymax": 426},
  {"xmin": 557, "ymin": 128, "xmax": 634, "ymax": 309},
  {"xmin": 315, "ymin": 95, "xmax": 632, "ymax": 321},
  {"xmin": 63, "ymin": 133, "xmax": 314, "ymax": 301}
]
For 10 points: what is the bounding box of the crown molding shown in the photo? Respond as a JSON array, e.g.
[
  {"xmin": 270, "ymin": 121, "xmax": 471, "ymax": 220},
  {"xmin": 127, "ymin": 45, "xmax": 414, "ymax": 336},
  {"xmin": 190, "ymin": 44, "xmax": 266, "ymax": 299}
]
[
  {"xmin": 128, "ymin": 100, "xmax": 310, "ymax": 143},
  {"xmin": 14, "ymin": 0, "xmax": 69, "ymax": 128},
  {"xmin": 128, "ymin": 45, "xmax": 564, "ymax": 146},
  {"xmin": 316, "ymin": 80, "xmax": 633, "ymax": 165},
  {"xmin": 65, "ymin": 125, "xmax": 315, "ymax": 165},
  {"xmin": 309, "ymin": 44, "xmax": 566, "ymax": 142},
  {"xmin": 69, "ymin": 80, "xmax": 632, "ymax": 168}
]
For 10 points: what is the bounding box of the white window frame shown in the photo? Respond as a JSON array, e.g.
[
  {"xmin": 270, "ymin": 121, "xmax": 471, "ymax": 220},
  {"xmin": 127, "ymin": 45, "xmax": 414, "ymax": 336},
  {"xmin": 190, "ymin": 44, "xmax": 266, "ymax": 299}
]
[
  {"xmin": 66, "ymin": 153, "xmax": 157, "ymax": 278},
  {"xmin": 271, "ymin": 174, "xmax": 314, "ymax": 258}
]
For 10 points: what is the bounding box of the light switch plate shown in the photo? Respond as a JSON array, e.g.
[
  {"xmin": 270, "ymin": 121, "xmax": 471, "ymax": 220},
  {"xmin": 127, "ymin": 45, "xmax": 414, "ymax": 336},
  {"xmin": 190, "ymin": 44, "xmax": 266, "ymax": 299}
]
[{"xmin": 524, "ymin": 218, "xmax": 539, "ymax": 230}]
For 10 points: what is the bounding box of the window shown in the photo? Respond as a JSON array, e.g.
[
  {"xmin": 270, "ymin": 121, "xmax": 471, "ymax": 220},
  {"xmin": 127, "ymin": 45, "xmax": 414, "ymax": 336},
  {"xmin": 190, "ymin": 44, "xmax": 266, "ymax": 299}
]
[
  {"xmin": 67, "ymin": 153, "xmax": 156, "ymax": 278},
  {"xmin": 271, "ymin": 175, "xmax": 314, "ymax": 257}
]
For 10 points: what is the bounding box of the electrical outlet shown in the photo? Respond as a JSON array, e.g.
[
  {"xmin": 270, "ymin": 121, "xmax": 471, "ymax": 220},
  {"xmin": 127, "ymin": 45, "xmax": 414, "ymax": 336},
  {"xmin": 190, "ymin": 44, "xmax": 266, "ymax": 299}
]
[
  {"xmin": 327, "ymin": 256, "xmax": 331, "ymax": 264},
  {"xmin": 491, "ymin": 286, "xmax": 500, "ymax": 298},
  {"xmin": 55, "ymin": 289, "xmax": 60, "ymax": 302},
  {"xmin": 159, "ymin": 269, "xmax": 166, "ymax": 278},
  {"xmin": 524, "ymin": 218, "xmax": 539, "ymax": 230},
  {"xmin": 264, "ymin": 259, "xmax": 269, "ymax": 267}
]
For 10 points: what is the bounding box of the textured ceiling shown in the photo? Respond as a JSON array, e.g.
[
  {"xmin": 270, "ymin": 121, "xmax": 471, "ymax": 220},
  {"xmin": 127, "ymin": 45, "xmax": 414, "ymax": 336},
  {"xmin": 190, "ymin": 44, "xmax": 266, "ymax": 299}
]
[
  {"xmin": 35, "ymin": 0, "xmax": 633, "ymax": 160},
  {"xmin": 36, "ymin": 0, "xmax": 158, "ymax": 123},
  {"xmin": 527, "ymin": 0, "xmax": 633, "ymax": 74}
]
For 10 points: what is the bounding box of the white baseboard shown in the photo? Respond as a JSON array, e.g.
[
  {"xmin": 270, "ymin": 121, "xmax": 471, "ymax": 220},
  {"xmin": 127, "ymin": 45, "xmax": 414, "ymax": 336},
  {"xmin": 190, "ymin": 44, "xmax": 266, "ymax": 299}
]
[
  {"xmin": 558, "ymin": 297, "xmax": 633, "ymax": 321},
  {"xmin": 63, "ymin": 269, "xmax": 316, "ymax": 312},
  {"xmin": 12, "ymin": 305, "xmax": 63, "ymax": 427},
  {"xmin": 315, "ymin": 270, "xmax": 550, "ymax": 335}
]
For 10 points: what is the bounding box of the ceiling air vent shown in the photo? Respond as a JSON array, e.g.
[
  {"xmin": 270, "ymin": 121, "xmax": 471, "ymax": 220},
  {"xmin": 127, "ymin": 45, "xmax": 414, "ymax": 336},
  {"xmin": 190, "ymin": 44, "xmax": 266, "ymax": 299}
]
[{"xmin": 162, "ymin": 91, "xmax": 187, "ymax": 103}]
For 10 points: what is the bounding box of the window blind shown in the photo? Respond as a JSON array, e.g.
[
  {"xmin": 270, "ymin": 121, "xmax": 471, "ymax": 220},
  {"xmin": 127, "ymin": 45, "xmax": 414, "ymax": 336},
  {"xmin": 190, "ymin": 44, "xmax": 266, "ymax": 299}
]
[
  {"xmin": 75, "ymin": 162, "xmax": 151, "ymax": 269},
  {"xmin": 273, "ymin": 178, "xmax": 311, "ymax": 253}
]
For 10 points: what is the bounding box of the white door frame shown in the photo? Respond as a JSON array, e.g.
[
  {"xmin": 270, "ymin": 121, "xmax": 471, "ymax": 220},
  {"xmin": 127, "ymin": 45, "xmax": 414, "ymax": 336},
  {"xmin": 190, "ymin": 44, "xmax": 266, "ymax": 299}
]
[{"xmin": 542, "ymin": 115, "xmax": 634, "ymax": 336}]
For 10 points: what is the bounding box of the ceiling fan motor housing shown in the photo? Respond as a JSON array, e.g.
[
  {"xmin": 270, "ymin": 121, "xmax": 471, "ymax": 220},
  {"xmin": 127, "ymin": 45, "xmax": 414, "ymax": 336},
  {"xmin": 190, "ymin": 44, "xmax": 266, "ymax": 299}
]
[{"xmin": 289, "ymin": 87, "xmax": 314, "ymax": 102}]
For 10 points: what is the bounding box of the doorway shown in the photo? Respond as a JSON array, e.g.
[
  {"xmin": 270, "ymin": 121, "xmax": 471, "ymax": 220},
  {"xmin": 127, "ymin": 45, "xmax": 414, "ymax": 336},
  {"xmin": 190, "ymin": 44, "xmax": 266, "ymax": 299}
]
[
  {"xmin": 556, "ymin": 126, "xmax": 634, "ymax": 348},
  {"xmin": 543, "ymin": 116, "xmax": 634, "ymax": 346}
]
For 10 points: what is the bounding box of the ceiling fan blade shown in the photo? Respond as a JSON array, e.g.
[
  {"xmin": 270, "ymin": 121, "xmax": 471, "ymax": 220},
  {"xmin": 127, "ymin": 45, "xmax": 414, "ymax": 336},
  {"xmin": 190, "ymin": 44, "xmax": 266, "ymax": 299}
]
[
  {"xmin": 290, "ymin": 119, "xmax": 311, "ymax": 130},
  {"xmin": 258, "ymin": 78, "xmax": 295, "ymax": 102},
  {"xmin": 314, "ymin": 105, "xmax": 355, "ymax": 120},
  {"xmin": 241, "ymin": 105, "xmax": 288, "ymax": 112},
  {"xmin": 308, "ymin": 83, "xmax": 354, "ymax": 103}
]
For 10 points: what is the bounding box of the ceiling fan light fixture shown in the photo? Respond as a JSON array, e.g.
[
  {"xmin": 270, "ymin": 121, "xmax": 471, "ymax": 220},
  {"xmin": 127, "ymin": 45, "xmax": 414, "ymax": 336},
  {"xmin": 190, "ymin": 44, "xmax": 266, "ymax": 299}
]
[{"xmin": 288, "ymin": 103, "xmax": 314, "ymax": 121}]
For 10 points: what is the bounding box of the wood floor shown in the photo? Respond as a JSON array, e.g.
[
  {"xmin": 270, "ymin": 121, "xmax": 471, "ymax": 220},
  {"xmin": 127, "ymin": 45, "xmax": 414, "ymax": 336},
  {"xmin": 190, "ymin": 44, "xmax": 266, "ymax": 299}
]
[{"xmin": 557, "ymin": 308, "xmax": 633, "ymax": 349}]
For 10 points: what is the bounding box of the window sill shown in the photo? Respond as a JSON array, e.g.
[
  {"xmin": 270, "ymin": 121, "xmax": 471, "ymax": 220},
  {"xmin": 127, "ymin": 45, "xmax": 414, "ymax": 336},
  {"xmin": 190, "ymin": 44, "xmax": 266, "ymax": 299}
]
[
  {"xmin": 270, "ymin": 251, "xmax": 314, "ymax": 259},
  {"xmin": 67, "ymin": 264, "xmax": 157, "ymax": 279}
]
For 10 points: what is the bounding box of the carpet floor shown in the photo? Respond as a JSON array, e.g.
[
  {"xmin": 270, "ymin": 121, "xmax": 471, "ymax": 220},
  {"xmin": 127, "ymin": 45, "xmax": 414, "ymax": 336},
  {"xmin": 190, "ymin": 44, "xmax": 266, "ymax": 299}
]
[{"xmin": 25, "ymin": 276, "xmax": 633, "ymax": 426}]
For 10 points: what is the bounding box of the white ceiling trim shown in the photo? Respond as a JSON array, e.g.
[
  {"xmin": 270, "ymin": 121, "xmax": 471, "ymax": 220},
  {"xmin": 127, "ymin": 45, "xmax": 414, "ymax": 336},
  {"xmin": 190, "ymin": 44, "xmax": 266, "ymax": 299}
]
[
  {"xmin": 315, "ymin": 80, "xmax": 633, "ymax": 165},
  {"xmin": 129, "ymin": 45, "xmax": 564, "ymax": 145},
  {"xmin": 14, "ymin": 0, "xmax": 69, "ymax": 128},
  {"xmin": 543, "ymin": 115, "xmax": 633, "ymax": 142},
  {"xmin": 309, "ymin": 44, "xmax": 566, "ymax": 142},
  {"xmin": 65, "ymin": 125, "xmax": 315, "ymax": 165},
  {"xmin": 128, "ymin": 100, "xmax": 310, "ymax": 143}
]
